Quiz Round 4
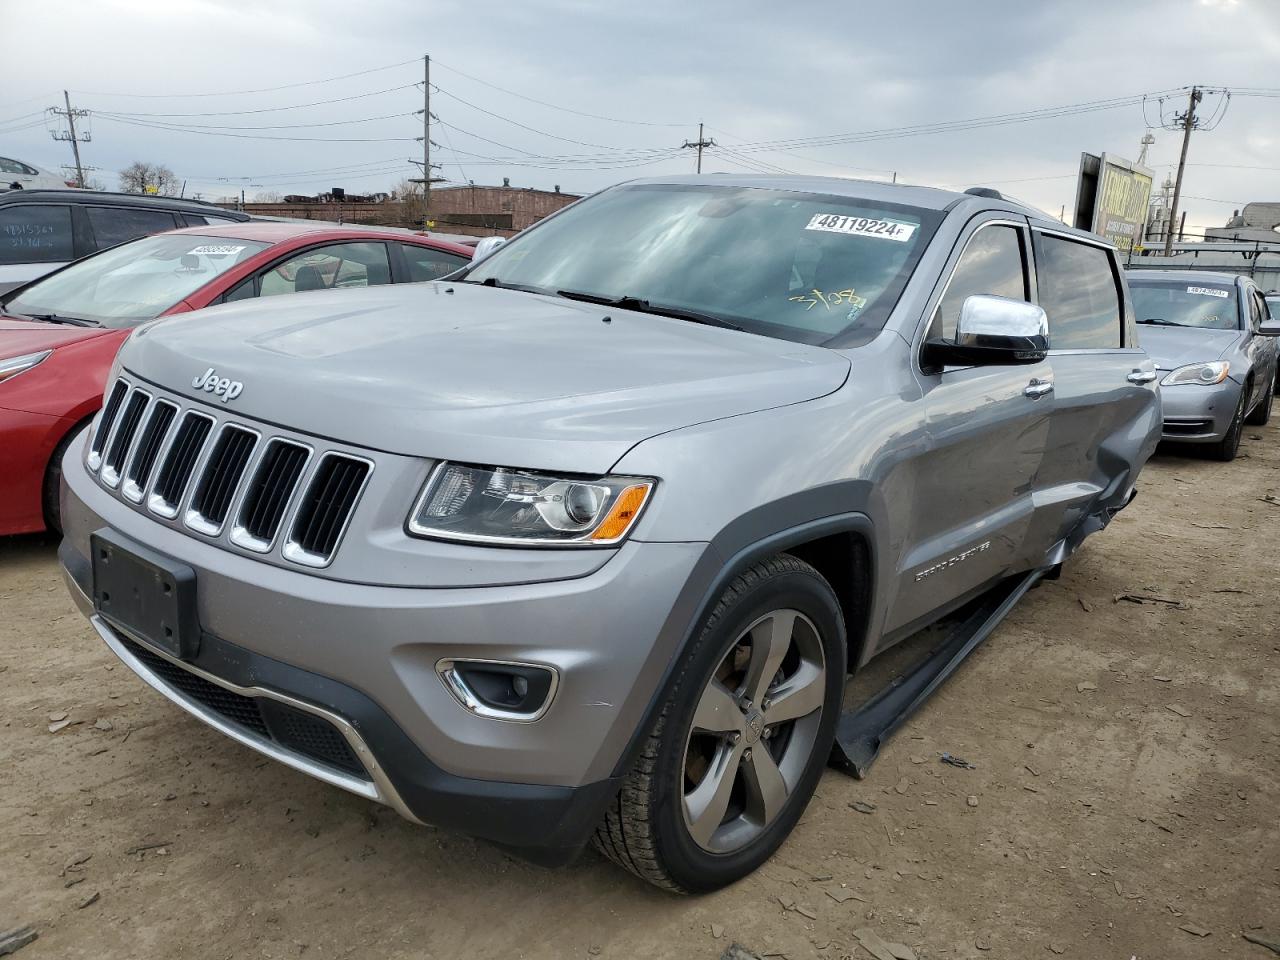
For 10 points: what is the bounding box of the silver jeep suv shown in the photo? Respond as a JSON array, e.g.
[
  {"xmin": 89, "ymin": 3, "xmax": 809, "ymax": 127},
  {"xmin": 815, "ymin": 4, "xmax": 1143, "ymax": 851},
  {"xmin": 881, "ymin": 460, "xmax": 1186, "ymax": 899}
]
[{"xmin": 59, "ymin": 175, "xmax": 1160, "ymax": 892}]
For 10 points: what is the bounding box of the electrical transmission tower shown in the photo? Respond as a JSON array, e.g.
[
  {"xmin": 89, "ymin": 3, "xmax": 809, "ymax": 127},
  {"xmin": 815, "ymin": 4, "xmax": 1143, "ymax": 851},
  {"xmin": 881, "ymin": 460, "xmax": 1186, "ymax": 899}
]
[{"xmin": 49, "ymin": 91, "xmax": 91, "ymax": 189}]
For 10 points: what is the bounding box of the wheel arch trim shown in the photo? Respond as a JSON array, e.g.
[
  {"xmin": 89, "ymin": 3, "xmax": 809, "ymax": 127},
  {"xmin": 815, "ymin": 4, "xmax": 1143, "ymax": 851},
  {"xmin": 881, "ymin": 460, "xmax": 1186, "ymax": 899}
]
[{"xmin": 610, "ymin": 505, "xmax": 877, "ymax": 783}]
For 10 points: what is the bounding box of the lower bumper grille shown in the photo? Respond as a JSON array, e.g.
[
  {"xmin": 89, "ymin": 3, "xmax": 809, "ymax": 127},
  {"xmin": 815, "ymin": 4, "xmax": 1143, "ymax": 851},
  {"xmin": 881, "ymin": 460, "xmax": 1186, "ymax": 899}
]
[
  {"xmin": 1163, "ymin": 419, "xmax": 1214, "ymax": 436},
  {"xmin": 121, "ymin": 637, "xmax": 368, "ymax": 779}
]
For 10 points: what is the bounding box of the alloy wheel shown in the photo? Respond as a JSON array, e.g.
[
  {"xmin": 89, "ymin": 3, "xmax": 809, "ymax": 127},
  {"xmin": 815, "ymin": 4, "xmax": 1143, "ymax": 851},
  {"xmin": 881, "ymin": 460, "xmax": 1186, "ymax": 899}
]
[{"xmin": 681, "ymin": 609, "xmax": 827, "ymax": 854}]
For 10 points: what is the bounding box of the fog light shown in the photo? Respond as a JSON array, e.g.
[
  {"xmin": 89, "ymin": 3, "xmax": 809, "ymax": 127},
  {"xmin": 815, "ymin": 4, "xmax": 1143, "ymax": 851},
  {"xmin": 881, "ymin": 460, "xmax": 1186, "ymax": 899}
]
[{"xmin": 436, "ymin": 658, "xmax": 559, "ymax": 722}]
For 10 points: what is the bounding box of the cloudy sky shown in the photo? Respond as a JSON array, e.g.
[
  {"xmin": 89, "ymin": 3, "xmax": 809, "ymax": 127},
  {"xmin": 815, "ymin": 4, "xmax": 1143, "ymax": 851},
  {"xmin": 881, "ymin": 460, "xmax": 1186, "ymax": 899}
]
[{"xmin": 3, "ymin": 0, "xmax": 1278, "ymax": 234}]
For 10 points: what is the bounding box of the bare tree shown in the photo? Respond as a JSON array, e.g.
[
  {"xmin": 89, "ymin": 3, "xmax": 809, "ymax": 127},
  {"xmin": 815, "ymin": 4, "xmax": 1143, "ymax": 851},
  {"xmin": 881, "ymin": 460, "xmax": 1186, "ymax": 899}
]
[
  {"xmin": 390, "ymin": 179, "xmax": 421, "ymax": 200},
  {"xmin": 118, "ymin": 161, "xmax": 180, "ymax": 196},
  {"xmin": 253, "ymin": 191, "xmax": 283, "ymax": 203}
]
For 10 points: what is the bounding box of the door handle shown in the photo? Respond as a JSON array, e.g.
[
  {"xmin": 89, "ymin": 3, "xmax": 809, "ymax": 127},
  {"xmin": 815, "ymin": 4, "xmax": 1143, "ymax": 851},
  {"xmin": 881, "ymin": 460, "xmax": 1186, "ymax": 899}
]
[
  {"xmin": 1127, "ymin": 370, "xmax": 1158, "ymax": 384},
  {"xmin": 1024, "ymin": 377, "xmax": 1054, "ymax": 399}
]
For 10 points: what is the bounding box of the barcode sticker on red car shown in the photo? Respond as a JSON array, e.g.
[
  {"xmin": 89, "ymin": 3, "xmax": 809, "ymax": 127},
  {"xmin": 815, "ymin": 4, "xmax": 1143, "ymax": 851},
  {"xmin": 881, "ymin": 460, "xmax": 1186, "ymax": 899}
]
[
  {"xmin": 188, "ymin": 244, "xmax": 246, "ymax": 256},
  {"xmin": 804, "ymin": 214, "xmax": 917, "ymax": 242},
  {"xmin": 1187, "ymin": 286, "xmax": 1229, "ymax": 298}
]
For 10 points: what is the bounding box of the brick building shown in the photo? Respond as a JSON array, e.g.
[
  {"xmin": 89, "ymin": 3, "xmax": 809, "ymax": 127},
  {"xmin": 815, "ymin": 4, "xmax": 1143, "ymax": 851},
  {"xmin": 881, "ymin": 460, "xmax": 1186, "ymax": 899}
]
[{"xmin": 232, "ymin": 180, "xmax": 580, "ymax": 239}]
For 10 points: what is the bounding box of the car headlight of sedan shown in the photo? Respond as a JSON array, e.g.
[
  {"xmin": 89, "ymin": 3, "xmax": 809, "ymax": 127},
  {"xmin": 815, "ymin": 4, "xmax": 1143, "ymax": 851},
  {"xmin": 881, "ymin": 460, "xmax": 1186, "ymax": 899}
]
[
  {"xmin": 408, "ymin": 462, "xmax": 655, "ymax": 546},
  {"xmin": 1161, "ymin": 361, "xmax": 1230, "ymax": 386},
  {"xmin": 0, "ymin": 349, "xmax": 52, "ymax": 384}
]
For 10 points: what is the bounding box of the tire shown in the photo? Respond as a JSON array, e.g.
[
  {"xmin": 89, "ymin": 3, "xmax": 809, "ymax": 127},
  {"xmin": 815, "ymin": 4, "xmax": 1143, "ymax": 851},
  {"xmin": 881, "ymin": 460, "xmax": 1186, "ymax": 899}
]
[
  {"xmin": 594, "ymin": 554, "xmax": 846, "ymax": 893},
  {"xmin": 1246, "ymin": 373, "xmax": 1274, "ymax": 426},
  {"xmin": 1209, "ymin": 386, "xmax": 1247, "ymax": 461},
  {"xmin": 42, "ymin": 422, "xmax": 87, "ymax": 534}
]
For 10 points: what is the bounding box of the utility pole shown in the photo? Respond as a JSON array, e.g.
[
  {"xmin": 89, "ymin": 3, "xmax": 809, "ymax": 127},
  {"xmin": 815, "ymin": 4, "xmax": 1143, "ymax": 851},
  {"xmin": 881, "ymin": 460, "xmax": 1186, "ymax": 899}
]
[
  {"xmin": 49, "ymin": 90, "xmax": 90, "ymax": 188},
  {"xmin": 681, "ymin": 123, "xmax": 715, "ymax": 174},
  {"xmin": 1163, "ymin": 86, "xmax": 1202, "ymax": 258},
  {"xmin": 411, "ymin": 55, "xmax": 446, "ymax": 231}
]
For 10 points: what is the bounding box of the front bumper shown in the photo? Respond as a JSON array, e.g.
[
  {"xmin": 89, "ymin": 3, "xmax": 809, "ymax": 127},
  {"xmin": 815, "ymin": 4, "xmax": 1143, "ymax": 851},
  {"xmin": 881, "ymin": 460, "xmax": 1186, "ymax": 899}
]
[
  {"xmin": 60, "ymin": 439, "xmax": 709, "ymax": 863},
  {"xmin": 1159, "ymin": 379, "xmax": 1243, "ymax": 443}
]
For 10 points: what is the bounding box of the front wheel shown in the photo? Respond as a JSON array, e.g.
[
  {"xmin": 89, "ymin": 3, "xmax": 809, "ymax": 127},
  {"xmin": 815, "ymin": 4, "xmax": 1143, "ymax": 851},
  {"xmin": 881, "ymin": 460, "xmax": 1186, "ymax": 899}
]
[
  {"xmin": 1209, "ymin": 386, "xmax": 1247, "ymax": 461},
  {"xmin": 594, "ymin": 554, "xmax": 846, "ymax": 893},
  {"xmin": 1246, "ymin": 373, "xmax": 1274, "ymax": 426}
]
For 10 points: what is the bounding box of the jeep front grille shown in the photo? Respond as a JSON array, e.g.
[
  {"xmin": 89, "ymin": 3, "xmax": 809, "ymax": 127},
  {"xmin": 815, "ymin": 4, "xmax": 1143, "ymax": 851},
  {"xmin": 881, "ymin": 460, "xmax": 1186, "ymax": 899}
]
[
  {"xmin": 87, "ymin": 377, "xmax": 373, "ymax": 569},
  {"xmin": 185, "ymin": 425, "xmax": 258, "ymax": 535},
  {"xmin": 283, "ymin": 454, "xmax": 372, "ymax": 567}
]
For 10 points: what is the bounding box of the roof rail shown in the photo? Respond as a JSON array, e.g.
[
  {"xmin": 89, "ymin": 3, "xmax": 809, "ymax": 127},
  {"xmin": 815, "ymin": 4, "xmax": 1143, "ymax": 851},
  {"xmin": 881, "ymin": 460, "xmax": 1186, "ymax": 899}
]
[{"xmin": 964, "ymin": 187, "xmax": 1004, "ymax": 200}]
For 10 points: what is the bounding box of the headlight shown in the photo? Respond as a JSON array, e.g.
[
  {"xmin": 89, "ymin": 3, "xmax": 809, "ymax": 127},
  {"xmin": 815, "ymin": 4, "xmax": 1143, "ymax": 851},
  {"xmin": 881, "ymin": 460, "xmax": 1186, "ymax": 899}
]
[
  {"xmin": 1161, "ymin": 361, "xmax": 1230, "ymax": 386},
  {"xmin": 0, "ymin": 350, "xmax": 52, "ymax": 384},
  {"xmin": 408, "ymin": 462, "xmax": 655, "ymax": 546}
]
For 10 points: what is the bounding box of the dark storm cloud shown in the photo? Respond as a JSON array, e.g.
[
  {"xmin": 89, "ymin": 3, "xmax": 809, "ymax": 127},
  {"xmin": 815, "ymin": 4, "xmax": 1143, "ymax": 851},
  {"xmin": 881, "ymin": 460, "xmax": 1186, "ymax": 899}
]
[{"xmin": 3, "ymin": 0, "xmax": 1276, "ymax": 230}]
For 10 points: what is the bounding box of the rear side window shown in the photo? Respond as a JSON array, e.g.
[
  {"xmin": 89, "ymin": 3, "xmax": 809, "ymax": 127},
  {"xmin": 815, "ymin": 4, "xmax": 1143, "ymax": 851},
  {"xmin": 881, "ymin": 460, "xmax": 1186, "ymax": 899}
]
[
  {"xmin": 258, "ymin": 242, "xmax": 392, "ymax": 298},
  {"xmin": 1037, "ymin": 235, "xmax": 1122, "ymax": 349},
  {"xmin": 1249, "ymin": 289, "xmax": 1266, "ymax": 332},
  {"xmin": 0, "ymin": 156, "xmax": 39, "ymax": 176},
  {"xmin": 86, "ymin": 207, "xmax": 179, "ymax": 250},
  {"xmin": 399, "ymin": 242, "xmax": 468, "ymax": 282},
  {"xmin": 0, "ymin": 204, "xmax": 74, "ymax": 263},
  {"xmin": 930, "ymin": 224, "xmax": 1027, "ymax": 340}
]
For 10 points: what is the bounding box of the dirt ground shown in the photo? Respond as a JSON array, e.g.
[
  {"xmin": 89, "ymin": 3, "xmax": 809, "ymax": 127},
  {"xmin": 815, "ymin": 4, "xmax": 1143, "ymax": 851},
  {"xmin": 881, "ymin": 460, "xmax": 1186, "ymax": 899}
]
[{"xmin": 2, "ymin": 427, "xmax": 1277, "ymax": 960}]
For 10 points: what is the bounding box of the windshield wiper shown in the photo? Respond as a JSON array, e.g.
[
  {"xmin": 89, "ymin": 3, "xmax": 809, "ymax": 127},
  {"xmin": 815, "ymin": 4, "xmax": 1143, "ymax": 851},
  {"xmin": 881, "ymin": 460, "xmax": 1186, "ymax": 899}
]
[
  {"xmin": 459, "ymin": 277, "xmax": 551, "ymax": 295},
  {"xmin": 556, "ymin": 290, "xmax": 743, "ymax": 331},
  {"xmin": 15, "ymin": 312, "xmax": 100, "ymax": 327}
]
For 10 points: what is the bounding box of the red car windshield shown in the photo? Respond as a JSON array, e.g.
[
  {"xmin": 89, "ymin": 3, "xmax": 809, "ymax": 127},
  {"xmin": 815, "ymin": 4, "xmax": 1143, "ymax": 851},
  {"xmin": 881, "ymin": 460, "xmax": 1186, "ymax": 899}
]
[{"xmin": 4, "ymin": 233, "xmax": 268, "ymax": 328}]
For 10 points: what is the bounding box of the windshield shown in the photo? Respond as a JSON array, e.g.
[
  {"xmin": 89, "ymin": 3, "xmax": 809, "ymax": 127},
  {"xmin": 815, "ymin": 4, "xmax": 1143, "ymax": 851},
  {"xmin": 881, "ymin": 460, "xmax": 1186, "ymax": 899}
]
[
  {"xmin": 4, "ymin": 233, "xmax": 268, "ymax": 327},
  {"xmin": 1128, "ymin": 280, "xmax": 1240, "ymax": 330},
  {"xmin": 464, "ymin": 183, "xmax": 942, "ymax": 344}
]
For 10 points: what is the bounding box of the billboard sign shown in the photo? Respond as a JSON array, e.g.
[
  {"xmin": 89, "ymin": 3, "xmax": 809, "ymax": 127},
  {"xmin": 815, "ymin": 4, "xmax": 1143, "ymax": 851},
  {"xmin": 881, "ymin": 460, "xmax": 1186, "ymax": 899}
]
[{"xmin": 1073, "ymin": 153, "xmax": 1154, "ymax": 253}]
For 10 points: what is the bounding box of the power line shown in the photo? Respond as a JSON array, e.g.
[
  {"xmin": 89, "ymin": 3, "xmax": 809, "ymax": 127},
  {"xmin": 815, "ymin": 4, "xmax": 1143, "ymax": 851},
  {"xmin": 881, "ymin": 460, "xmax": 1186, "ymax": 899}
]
[
  {"xmin": 89, "ymin": 83, "xmax": 420, "ymax": 118},
  {"xmin": 430, "ymin": 57, "xmax": 690, "ymax": 128},
  {"xmin": 96, "ymin": 114, "xmax": 417, "ymax": 143},
  {"xmin": 96, "ymin": 109, "xmax": 415, "ymax": 131},
  {"xmin": 431, "ymin": 84, "xmax": 630, "ymax": 150},
  {"xmin": 68, "ymin": 58, "xmax": 420, "ymax": 99}
]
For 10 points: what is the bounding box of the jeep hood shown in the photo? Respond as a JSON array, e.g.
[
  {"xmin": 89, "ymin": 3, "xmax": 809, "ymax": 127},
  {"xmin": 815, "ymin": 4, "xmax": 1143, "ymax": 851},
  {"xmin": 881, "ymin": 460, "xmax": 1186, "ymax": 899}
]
[
  {"xmin": 1137, "ymin": 324, "xmax": 1242, "ymax": 371},
  {"xmin": 121, "ymin": 283, "xmax": 850, "ymax": 472}
]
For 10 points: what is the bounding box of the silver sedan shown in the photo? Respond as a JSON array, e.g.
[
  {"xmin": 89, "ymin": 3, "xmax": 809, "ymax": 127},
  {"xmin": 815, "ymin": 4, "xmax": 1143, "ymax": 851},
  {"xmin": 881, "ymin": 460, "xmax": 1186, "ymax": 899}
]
[{"xmin": 1128, "ymin": 269, "xmax": 1280, "ymax": 460}]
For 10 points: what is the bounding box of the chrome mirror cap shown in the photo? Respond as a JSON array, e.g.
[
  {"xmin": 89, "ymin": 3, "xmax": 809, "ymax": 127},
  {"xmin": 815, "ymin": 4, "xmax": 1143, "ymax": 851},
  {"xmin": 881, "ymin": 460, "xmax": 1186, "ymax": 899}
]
[
  {"xmin": 472, "ymin": 236, "xmax": 508, "ymax": 262},
  {"xmin": 956, "ymin": 295, "xmax": 1049, "ymax": 354}
]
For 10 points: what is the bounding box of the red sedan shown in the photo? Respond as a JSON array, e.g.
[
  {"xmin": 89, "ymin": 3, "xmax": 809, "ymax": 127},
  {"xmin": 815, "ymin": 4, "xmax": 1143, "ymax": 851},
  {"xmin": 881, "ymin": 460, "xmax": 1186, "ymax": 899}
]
[{"xmin": 0, "ymin": 221, "xmax": 472, "ymax": 535}]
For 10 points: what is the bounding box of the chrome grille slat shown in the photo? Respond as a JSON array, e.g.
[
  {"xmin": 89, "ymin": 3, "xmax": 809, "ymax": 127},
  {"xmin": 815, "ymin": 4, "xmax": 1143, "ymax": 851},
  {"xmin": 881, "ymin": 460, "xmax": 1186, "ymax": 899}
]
[
  {"xmin": 149, "ymin": 411, "xmax": 215, "ymax": 518},
  {"xmin": 185, "ymin": 425, "xmax": 258, "ymax": 536},
  {"xmin": 283, "ymin": 454, "xmax": 373, "ymax": 567},
  {"xmin": 101, "ymin": 389, "xmax": 150, "ymax": 488},
  {"xmin": 88, "ymin": 379, "xmax": 129, "ymax": 471},
  {"xmin": 231, "ymin": 440, "xmax": 311, "ymax": 552},
  {"xmin": 92, "ymin": 376, "xmax": 373, "ymax": 569},
  {"xmin": 122, "ymin": 400, "xmax": 178, "ymax": 503}
]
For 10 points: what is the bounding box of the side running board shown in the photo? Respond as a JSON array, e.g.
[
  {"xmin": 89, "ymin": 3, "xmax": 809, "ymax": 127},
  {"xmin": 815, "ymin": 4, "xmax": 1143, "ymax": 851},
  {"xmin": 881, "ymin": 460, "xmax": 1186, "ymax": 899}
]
[{"xmin": 831, "ymin": 567, "xmax": 1047, "ymax": 779}]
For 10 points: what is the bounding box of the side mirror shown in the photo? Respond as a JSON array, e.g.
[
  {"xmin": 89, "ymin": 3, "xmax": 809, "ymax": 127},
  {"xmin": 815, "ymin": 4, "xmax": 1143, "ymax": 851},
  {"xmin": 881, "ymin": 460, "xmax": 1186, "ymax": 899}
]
[
  {"xmin": 1258, "ymin": 318, "xmax": 1280, "ymax": 337},
  {"xmin": 922, "ymin": 295, "xmax": 1049, "ymax": 367},
  {"xmin": 472, "ymin": 236, "xmax": 507, "ymax": 262}
]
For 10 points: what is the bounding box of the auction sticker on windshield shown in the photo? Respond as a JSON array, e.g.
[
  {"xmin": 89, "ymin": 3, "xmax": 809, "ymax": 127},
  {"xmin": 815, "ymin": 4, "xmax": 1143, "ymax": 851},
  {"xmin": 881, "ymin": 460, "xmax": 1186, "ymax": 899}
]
[
  {"xmin": 1187, "ymin": 286, "xmax": 1230, "ymax": 298},
  {"xmin": 805, "ymin": 214, "xmax": 917, "ymax": 242},
  {"xmin": 188, "ymin": 244, "xmax": 246, "ymax": 257}
]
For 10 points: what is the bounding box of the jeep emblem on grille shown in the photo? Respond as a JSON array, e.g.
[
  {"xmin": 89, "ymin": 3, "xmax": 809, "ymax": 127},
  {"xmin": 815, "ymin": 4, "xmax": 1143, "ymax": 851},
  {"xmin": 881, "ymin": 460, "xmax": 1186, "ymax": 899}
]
[{"xmin": 192, "ymin": 367, "xmax": 244, "ymax": 403}]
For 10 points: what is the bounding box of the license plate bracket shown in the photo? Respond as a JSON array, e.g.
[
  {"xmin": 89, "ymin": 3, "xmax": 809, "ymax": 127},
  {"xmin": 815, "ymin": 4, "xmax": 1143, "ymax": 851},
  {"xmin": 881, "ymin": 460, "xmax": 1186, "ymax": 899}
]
[{"xmin": 91, "ymin": 528, "xmax": 200, "ymax": 660}]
